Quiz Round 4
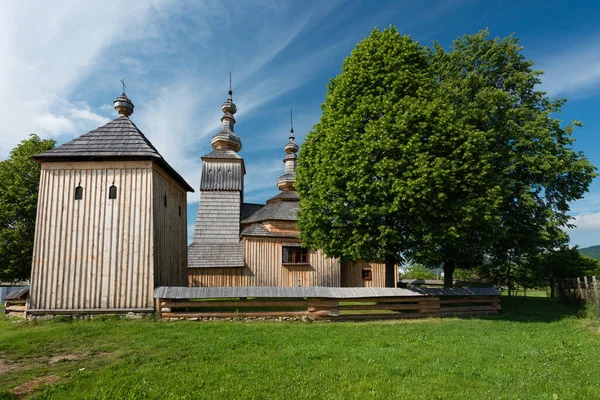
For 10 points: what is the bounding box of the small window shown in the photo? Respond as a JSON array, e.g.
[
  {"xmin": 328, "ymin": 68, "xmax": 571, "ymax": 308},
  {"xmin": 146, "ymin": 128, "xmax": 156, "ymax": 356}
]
[
  {"xmin": 74, "ymin": 185, "xmax": 83, "ymax": 200},
  {"xmin": 109, "ymin": 184, "xmax": 117, "ymax": 200},
  {"xmin": 282, "ymin": 246, "xmax": 309, "ymax": 264},
  {"xmin": 362, "ymin": 269, "xmax": 372, "ymax": 281},
  {"xmin": 178, "ymin": 205, "xmax": 181, "ymax": 217},
  {"xmin": 164, "ymin": 194, "xmax": 167, "ymax": 207}
]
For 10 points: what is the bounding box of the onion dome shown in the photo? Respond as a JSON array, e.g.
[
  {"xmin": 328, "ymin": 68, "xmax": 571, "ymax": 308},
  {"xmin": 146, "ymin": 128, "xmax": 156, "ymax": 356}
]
[
  {"xmin": 277, "ymin": 108, "xmax": 298, "ymax": 191},
  {"xmin": 211, "ymin": 76, "xmax": 242, "ymax": 152},
  {"xmin": 113, "ymin": 93, "xmax": 134, "ymax": 117}
]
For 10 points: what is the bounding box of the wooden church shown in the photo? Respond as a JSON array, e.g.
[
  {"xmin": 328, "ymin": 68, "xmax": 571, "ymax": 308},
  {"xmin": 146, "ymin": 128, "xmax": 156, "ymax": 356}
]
[
  {"xmin": 28, "ymin": 92, "xmax": 194, "ymax": 313},
  {"xmin": 187, "ymin": 89, "xmax": 393, "ymax": 288},
  {"xmin": 23, "ymin": 85, "xmax": 394, "ymax": 316}
]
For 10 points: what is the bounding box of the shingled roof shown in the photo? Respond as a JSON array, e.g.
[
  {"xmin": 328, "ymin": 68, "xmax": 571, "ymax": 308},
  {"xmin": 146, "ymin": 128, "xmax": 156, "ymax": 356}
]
[
  {"xmin": 188, "ymin": 242, "xmax": 245, "ymax": 268},
  {"xmin": 33, "ymin": 115, "xmax": 194, "ymax": 192},
  {"xmin": 241, "ymin": 190, "xmax": 299, "ymax": 224}
]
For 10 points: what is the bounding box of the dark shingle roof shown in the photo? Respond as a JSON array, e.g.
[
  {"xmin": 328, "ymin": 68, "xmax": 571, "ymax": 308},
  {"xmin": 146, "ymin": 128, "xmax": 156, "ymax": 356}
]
[
  {"xmin": 3, "ymin": 287, "xmax": 29, "ymax": 301},
  {"xmin": 154, "ymin": 286, "xmax": 425, "ymax": 299},
  {"xmin": 188, "ymin": 242, "xmax": 245, "ymax": 268},
  {"xmin": 241, "ymin": 224, "xmax": 299, "ymax": 238},
  {"xmin": 33, "ymin": 116, "xmax": 194, "ymax": 192},
  {"xmin": 241, "ymin": 200, "xmax": 299, "ymax": 224},
  {"xmin": 35, "ymin": 116, "xmax": 160, "ymax": 158},
  {"xmin": 241, "ymin": 190, "xmax": 299, "ymax": 224},
  {"xmin": 267, "ymin": 190, "xmax": 299, "ymax": 202},
  {"xmin": 241, "ymin": 203, "xmax": 264, "ymax": 220},
  {"xmin": 202, "ymin": 149, "xmax": 243, "ymax": 160}
]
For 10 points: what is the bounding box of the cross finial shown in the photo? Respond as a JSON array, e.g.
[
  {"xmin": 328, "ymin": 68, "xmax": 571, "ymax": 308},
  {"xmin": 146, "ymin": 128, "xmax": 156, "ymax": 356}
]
[
  {"xmin": 228, "ymin": 71, "xmax": 232, "ymax": 96},
  {"xmin": 120, "ymin": 78, "xmax": 127, "ymax": 94},
  {"xmin": 290, "ymin": 107, "xmax": 294, "ymax": 134}
]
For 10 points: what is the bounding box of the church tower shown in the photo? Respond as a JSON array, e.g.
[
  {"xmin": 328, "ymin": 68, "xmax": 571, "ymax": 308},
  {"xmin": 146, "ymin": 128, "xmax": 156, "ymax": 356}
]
[
  {"xmin": 188, "ymin": 83, "xmax": 246, "ymax": 269},
  {"xmin": 28, "ymin": 89, "xmax": 193, "ymax": 314}
]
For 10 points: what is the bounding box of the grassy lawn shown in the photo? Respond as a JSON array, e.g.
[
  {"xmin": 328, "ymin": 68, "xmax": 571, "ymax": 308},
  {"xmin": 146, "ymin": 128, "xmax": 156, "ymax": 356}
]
[{"xmin": 1, "ymin": 297, "xmax": 599, "ymax": 399}]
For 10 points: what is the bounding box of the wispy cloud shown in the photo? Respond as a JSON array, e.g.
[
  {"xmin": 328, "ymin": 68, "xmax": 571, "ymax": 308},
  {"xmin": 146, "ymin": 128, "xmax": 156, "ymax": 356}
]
[
  {"xmin": 131, "ymin": 2, "xmax": 349, "ymax": 200},
  {"xmin": 571, "ymin": 212, "xmax": 600, "ymax": 230},
  {"xmin": 538, "ymin": 34, "xmax": 600, "ymax": 98},
  {"xmin": 0, "ymin": 0, "xmax": 170, "ymax": 156}
]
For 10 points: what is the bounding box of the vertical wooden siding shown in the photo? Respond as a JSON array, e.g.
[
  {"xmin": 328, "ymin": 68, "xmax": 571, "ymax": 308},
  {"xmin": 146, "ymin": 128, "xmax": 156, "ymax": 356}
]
[
  {"xmin": 188, "ymin": 238, "xmax": 340, "ymax": 287},
  {"xmin": 152, "ymin": 166, "xmax": 188, "ymax": 287},
  {"xmin": 29, "ymin": 161, "xmax": 154, "ymax": 310},
  {"xmin": 341, "ymin": 260, "xmax": 387, "ymax": 288}
]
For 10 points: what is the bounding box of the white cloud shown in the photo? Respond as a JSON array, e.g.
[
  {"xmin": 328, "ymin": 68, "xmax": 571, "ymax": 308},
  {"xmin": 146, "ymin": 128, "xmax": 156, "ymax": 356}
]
[
  {"xmin": 538, "ymin": 34, "xmax": 600, "ymax": 98},
  {"xmin": 33, "ymin": 114, "xmax": 74, "ymax": 136},
  {"xmin": 67, "ymin": 103, "xmax": 110, "ymax": 126},
  {"xmin": 0, "ymin": 0, "xmax": 170, "ymax": 156},
  {"xmin": 569, "ymin": 193, "xmax": 600, "ymax": 214},
  {"xmin": 130, "ymin": 2, "xmax": 347, "ymax": 202},
  {"xmin": 571, "ymin": 212, "xmax": 600, "ymax": 230}
]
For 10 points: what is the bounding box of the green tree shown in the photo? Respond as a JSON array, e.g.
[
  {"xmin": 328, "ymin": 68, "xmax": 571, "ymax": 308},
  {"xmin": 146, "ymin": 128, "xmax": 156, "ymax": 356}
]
[
  {"xmin": 528, "ymin": 247, "xmax": 600, "ymax": 297},
  {"xmin": 296, "ymin": 27, "xmax": 495, "ymax": 286},
  {"xmin": 400, "ymin": 264, "xmax": 437, "ymax": 280},
  {"xmin": 0, "ymin": 134, "xmax": 55, "ymax": 282},
  {"xmin": 297, "ymin": 27, "xmax": 428, "ymax": 286},
  {"xmin": 426, "ymin": 29, "xmax": 596, "ymax": 286}
]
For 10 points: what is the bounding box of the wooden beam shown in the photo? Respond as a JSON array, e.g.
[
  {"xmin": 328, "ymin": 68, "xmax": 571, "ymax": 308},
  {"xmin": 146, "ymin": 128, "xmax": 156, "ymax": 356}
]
[
  {"xmin": 160, "ymin": 310, "xmax": 335, "ymax": 318},
  {"xmin": 440, "ymin": 306, "xmax": 497, "ymax": 312}
]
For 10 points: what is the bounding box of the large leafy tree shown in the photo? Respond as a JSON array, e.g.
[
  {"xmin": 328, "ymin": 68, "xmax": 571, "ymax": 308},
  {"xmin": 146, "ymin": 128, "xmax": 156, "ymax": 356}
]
[
  {"xmin": 424, "ymin": 30, "xmax": 597, "ymax": 285},
  {"xmin": 296, "ymin": 27, "xmax": 496, "ymax": 286},
  {"xmin": 0, "ymin": 135, "xmax": 55, "ymax": 282},
  {"xmin": 298, "ymin": 27, "xmax": 596, "ymax": 288}
]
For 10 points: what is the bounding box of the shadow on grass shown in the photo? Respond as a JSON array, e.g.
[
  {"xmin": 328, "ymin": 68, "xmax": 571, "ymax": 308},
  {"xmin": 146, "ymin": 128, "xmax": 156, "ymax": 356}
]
[{"xmin": 469, "ymin": 296, "xmax": 580, "ymax": 323}]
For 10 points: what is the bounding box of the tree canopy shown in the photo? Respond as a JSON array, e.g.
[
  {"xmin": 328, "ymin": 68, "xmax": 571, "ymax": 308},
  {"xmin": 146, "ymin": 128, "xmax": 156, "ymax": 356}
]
[
  {"xmin": 425, "ymin": 29, "xmax": 596, "ymax": 285},
  {"xmin": 0, "ymin": 134, "xmax": 55, "ymax": 282},
  {"xmin": 296, "ymin": 27, "xmax": 596, "ymax": 287}
]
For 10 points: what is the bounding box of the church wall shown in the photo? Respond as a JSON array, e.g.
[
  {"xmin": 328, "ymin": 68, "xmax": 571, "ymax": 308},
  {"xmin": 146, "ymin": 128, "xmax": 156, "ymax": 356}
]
[
  {"xmin": 152, "ymin": 165, "xmax": 188, "ymax": 287},
  {"xmin": 187, "ymin": 237, "xmax": 340, "ymax": 287},
  {"xmin": 29, "ymin": 161, "xmax": 155, "ymax": 310},
  {"xmin": 341, "ymin": 260, "xmax": 396, "ymax": 287}
]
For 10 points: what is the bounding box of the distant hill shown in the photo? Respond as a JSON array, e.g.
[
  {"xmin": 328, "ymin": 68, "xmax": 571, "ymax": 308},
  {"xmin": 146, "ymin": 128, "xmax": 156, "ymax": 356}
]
[{"xmin": 578, "ymin": 245, "xmax": 600, "ymax": 261}]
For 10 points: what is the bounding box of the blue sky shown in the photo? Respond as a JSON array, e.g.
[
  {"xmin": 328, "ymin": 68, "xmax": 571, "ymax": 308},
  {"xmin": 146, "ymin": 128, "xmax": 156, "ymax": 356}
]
[{"xmin": 1, "ymin": 0, "xmax": 599, "ymax": 247}]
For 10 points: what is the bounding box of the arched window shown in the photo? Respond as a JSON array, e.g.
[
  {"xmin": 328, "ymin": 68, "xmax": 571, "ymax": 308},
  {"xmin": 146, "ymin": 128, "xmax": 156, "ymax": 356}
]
[
  {"xmin": 74, "ymin": 185, "xmax": 83, "ymax": 200},
  {"xmin": 109, "ymin": 184, "xmax": 117, "ymax": 200}
]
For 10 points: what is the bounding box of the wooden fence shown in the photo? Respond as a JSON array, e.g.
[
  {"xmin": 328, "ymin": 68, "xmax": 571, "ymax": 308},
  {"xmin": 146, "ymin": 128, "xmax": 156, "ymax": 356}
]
[
  {"xmin": 154, "ymin": 286, "xmax": 501, "ymax": 321},
  {"xmin": 559, "ymin": 276, "xmax": 600, "ymax": 312}
]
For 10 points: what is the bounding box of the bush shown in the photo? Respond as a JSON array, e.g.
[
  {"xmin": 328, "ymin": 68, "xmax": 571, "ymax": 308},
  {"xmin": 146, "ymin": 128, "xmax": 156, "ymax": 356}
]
[{"xmin": 401, "ymin": 264, "xmax": 438, "ymax": 280}]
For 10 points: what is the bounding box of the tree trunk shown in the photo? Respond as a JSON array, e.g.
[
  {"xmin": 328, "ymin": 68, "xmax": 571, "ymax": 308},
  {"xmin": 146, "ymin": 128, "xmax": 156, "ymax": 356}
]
[
  {"xmin": 385, "ymin": 256, "xmax": 396, "ymax": 288},
  {"xmin": 443, "ymin": 261, "xmax": 455, "ymax": 288}
]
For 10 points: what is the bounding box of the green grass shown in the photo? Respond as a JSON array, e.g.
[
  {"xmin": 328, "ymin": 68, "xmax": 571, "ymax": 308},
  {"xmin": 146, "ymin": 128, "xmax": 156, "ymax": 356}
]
[
  {"xmin": 1, "ymin": 297, "xmax": 599, "ymax": 399},
  {"xmin": 504, "ymin": 288, "xmax": 549, "ymax": 298}
]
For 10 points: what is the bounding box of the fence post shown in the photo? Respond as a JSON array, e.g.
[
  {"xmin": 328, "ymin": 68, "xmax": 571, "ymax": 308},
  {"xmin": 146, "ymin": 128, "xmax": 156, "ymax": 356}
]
[
  {"xmin": 593, "ymin": 276, "xmax": 599, "ymax": 309},
  {"xmin": 576, "ymin": 277, "xmax": 582, "ymax": 300},
  {"xmin": 584, "ymin": 276, "xmax": 589, "ymax": 301}
]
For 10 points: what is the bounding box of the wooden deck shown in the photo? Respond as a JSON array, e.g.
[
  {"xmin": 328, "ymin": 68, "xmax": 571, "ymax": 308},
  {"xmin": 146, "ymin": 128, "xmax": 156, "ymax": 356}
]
[{"xmin": 154, "ymin": 286, "xmax": 501, "ymax": 321}]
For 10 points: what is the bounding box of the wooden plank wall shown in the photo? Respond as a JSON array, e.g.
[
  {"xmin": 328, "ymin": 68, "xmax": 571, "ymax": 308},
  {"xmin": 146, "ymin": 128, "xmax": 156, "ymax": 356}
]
[
  {"xmin": 29, "ymin": 161, "xmax": 154, "ymax": 310},
  {"xmin": 152, "ymin": 166, "xmax": 188, "ymax": 287},
  {"xmin": 188, "ymin": 238, "xmax": 340, "ymax": 287},
  {"xmin": 341, "ymin": 260, "xmax": 388, "ymax": 288}
]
